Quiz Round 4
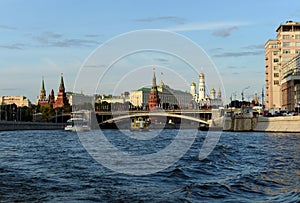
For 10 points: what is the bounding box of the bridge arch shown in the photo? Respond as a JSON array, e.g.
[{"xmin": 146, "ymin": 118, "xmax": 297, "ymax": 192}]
[{"xmin": 101, "ymin": 112, "xmax": 209, "ymax": 125}]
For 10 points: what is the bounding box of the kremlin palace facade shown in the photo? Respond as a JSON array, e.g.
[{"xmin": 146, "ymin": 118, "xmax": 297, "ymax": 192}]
[{"xmin": 129, "ymin": 71, "xmax": 223, "ymax": 110}]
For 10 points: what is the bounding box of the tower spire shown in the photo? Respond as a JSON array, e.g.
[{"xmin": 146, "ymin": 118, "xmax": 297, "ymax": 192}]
[
  {"xmin": 152, "ymin": 68, "xmax": 157, "ymax": 87},
  {"xmin": 148, "ymin": 68, "xmax": 160, "ymax": 110},
  {"xmin": 53, "ymin": 73, "xmax": 70, "ymax": 109},
  {"xmin": 59, "ymin": 73, "xmax": 65, "ymax": 91},
  {"xmin": 38, "ymin": 76, "xmax": 48, "ymax": 106},
  {"xmin": 41, "ymin": 76, "xmax": 46, "ymax": 93}
]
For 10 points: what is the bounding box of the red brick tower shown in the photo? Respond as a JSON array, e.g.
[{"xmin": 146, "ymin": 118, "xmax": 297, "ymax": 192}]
[
  {"xmin": 38, "ymin": 77, "xmax": 49, "ymax": 106},
  {"xmin": 48, "ymin": 89, "xmax": 55, "ymax": 106},
  {"xmin": 148, "ymin": 70, "xmax": 160, "ymax": 110},
  {"xmin": 53, "ymin": 74, "xmax": 70, "ymax": 109}
]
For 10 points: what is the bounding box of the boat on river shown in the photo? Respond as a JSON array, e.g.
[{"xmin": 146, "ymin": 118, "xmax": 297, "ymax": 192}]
[
  {"xmin": 131, "ymin": 117, "xmax": 150, "ymax": 131},
  {"xmin": 64, "ymin": 118, "xmax": 91, "ymax": 132}
]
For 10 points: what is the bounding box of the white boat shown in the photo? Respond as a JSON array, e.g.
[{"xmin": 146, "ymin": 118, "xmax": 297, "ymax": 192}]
[{"xmin": 64, "ymin": 118, "xmax": 91, "ymax": 132}]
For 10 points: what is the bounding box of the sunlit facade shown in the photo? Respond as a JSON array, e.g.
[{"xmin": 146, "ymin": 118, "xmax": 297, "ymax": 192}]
[{"xmin": 265, "ymin": 21, "xmax": 300, "ymax": 109}]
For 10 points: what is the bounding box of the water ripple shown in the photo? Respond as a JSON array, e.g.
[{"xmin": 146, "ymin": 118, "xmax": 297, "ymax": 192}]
[{"xmin": 0, "ymin": 130, "xmax": 299, "ymax": 202}]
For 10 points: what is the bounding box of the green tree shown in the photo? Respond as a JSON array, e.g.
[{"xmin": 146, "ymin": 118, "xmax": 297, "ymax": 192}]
[{"xmin": 40, "ymin": 105, "xmax": 54, "ymax": 121}]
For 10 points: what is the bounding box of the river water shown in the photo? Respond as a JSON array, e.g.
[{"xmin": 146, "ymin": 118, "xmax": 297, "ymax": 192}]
[{"xmin": 0, "ymin": 129, "xmax": 299, "ymax": 202}]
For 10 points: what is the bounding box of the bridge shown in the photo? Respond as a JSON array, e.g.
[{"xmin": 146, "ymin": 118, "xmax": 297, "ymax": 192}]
[{"xmin": 101, "ymin": 111, "xmax": 209, "ymax": 125}]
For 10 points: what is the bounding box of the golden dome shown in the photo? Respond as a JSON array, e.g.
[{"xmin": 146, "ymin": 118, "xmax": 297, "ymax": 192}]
[
  {"xmin": 210, "ymin": 88, "xmax": 216, "ymax": 93},
  {"xmin": 191, "ymin": 82, "xmax": 196, "ymax": 86},
  {"xmin": 159, "ymin": 80, "xmax": 165, "ymax": 86},
  {"xmin": 199, "ymin": 72, "xmax": 204, "ymax": 77}
]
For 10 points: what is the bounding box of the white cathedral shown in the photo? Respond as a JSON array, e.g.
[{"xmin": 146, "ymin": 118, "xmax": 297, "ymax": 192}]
[{"xmin": 190, "ymin": 72, "xmax": 223, "ymax": 108}]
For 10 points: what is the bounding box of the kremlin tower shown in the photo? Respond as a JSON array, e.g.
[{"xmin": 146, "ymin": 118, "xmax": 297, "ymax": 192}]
[
  {"xmin": 53, "ymin": 73, "xmax": 70, "ymax": 109},
  {"xmin": 148, "ymin": 70, "xmax": 161, "ymax": 110},
  {"xmin": 37, "ymin": 74, "xmax": 70, "ymax": 109},
  {"xmin": 38, "ymin": 77, "xmax": 49, "ymax": 107},
  {"xmin": 48, "ymin": 89, "xmax": 55, "ymax": 105}
]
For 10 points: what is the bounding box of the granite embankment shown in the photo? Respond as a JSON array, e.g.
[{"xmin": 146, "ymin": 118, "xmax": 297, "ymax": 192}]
[
  {"xmin": 223, "ymin": 115, "xmax": 300, "ymax": 132},
  {"xmin": 254, "ymin": 116, "xmax": 300, "ymax": 132},
  {"xmin": 0, "ymin": 121, "xmax": 65, "ymax": 131}
]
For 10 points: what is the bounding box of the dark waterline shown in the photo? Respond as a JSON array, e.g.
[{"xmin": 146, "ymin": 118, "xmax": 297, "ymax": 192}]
[{"xmin": 0, "ymin": 130, "xmax": 299, "ymax": 202}]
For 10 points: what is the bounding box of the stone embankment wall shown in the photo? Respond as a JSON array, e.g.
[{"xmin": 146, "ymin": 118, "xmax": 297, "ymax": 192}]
[
  {"xmin": 254, "ymin": 116, "xmax": 300, "ymax": 132},
  {"xmin": 0, "ymin": 121, "xmax": 65, "ymax": 131},
  {"xmin": 223, "ymin": 116, "xmax": 300, "ymax": 132}
]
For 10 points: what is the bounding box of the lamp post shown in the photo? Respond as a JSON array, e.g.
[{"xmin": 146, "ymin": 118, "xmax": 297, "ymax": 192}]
[
  {"xmin": 262, "ymin": 85, "xmax": 265, "ymax": 111},
  {"xmin": 241, "ymin": 86, "xmax": 250, "ymax": 101},
  {"xmin": 62, "ymin": 109, "xmax": 64, "ymax": 123},
  {"xmin": 55, "ymin": 109, "xmax": 58, "ymax": 123}
]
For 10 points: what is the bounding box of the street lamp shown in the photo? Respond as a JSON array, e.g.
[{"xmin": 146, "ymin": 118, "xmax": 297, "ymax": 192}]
[
  {"xmin": 261, "ymin": 85, "xmax": 265, "ymax": 111},
  {"xmin": 55, "ymin": 109, "xmax": 58, "ymax": 123},
  {"xmin": 62, "ymin": 109, "xmax": 64, "ymax": 123},
  {"xmin": 241, "ymin": 86, "xmax": 250, "ymax": 101}
]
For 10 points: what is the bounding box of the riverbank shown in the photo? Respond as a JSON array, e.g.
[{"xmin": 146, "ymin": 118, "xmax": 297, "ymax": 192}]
[
  {"xmin": 0, "ymin": 121, "xmax": 66, "ymax": 131},
  {"xmin": 223, "ymin": 115, "xmax": 300, "ymax": 132},
  {"xmin": 254, "ymin": 116, "xmax": 300, "ymax": 132}
]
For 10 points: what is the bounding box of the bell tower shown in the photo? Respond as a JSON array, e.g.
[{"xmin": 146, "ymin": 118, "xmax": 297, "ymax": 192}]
[{"xmin": 198, "ymin": 72, "xmax": 205, "ymax": 101}]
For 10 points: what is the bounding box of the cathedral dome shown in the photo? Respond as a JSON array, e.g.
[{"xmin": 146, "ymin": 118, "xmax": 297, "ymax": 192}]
[
  {"xmin": 159, "ymin": 80, "xmax": 165, "ymax": 86},
  {"xmin": 191, "ymin": 82, "xmax": 196, "ymax": 86},
  {"xmin": 210, "ymin": 88, "xmax": 216, "ymax": 94}
]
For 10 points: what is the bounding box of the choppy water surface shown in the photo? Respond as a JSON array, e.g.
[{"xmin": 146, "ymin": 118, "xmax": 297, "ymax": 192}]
[{"xmin": 0, "ymin": 130, "xmax": 299, "ymax": 202}]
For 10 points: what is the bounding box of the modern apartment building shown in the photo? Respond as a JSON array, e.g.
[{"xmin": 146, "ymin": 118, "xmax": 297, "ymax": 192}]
[
  {"xmin": 281, "ymin": 54, "xmax": 300, "ymax": 111},
  {"xmin": 265, "ymin": 21, "xmax": 300, "ymax": 109}
]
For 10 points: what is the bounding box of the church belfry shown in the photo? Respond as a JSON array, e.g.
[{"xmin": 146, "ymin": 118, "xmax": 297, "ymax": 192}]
[{"xmin": 198, "ymin": 72, "xmax": 205, "ymax": 101}]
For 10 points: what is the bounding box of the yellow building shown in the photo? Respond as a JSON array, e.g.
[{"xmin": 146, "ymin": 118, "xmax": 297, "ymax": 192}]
[
  {"xmin": 265, "ymin": 21, "xmax": 300, "ymax": 109},
  {"xmin": 0, "ymin": 96, "xmax": 31, "ymax": 107},
  {"xmin": 130, "ymin": 81, "xmax": 192, "ymax": 109}
]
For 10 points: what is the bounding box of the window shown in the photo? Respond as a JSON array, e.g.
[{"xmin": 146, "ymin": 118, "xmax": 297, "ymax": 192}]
[
  {"xmin": 274, "ymin": 73, "xmax": 279, "ymax": 78},
  {"xmin": 296, "ymin": 42, "xmax": 300, "ymax": 46},
  {"xmin": 283, "ymin": 49, "xmax": 290, "ymax": 54},
  {"xmin": 273, "ymin": 66, "xmax": 278, "ymax": 71},
  {"xmin": 282, "ymin": 57, "xmax": 291, "ymax": 62},
  {"xmin": 296, "ymin": 50, "xmax": 300, "ymax": 54},
  {"xmin": 273, "ymin": 51, "xmax": 278, "ymax": 55},
  {"xmin": 283, "ymin": 35, "xmax": 290, "ymax": 39},
  {"xmin": 274, "ymin": 80, "xmax": 280, "ymax": 85},
  {"xmin": 282, "ymin": 42, "xmax": 290, "ymax": 47},
  {"xmin": 273, "ymin": 58, "xmax": 279, "ymax": 63},
  {"xmin": 269, "ymin": 44, "xmax": 278, "ymax": 48}
]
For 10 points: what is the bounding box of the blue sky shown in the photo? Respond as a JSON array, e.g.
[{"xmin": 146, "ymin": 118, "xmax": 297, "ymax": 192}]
[{"xmin": 1, "ymin": 0, "xmax": 300, "ymax": 103}]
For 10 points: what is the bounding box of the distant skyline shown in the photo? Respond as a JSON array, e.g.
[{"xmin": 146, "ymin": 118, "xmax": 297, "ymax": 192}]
[{"xmin": 1, "ymin": 0, "xmax": 300, "ymax": 102}]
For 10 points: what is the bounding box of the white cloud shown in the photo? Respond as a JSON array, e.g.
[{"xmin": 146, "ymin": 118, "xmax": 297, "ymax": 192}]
[{"xmin": 166, "ymin": 21, "xmax": 251, "ymax": 32}]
